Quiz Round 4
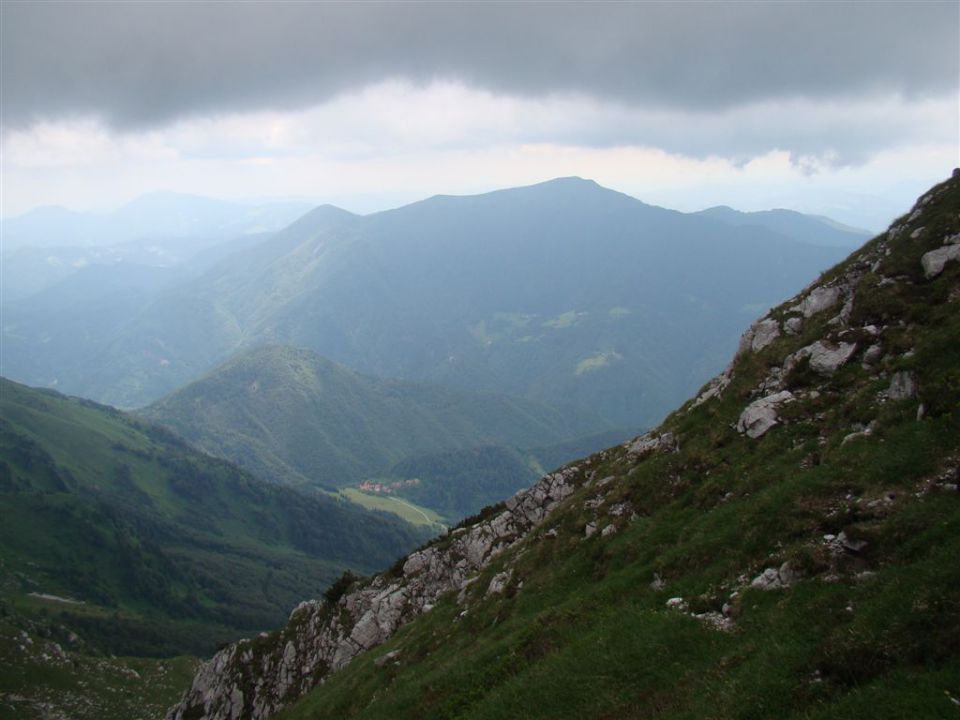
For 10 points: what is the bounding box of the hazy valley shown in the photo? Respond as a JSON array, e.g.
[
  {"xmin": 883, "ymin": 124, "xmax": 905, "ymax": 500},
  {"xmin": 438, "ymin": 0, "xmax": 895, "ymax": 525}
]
[{"xmin": 2, "ymin": 4, "xmax": 957, "ymax": 716}]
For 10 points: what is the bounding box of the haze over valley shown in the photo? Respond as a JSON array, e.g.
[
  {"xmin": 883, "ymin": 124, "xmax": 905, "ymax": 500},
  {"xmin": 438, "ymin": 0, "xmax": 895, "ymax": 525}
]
[{"xmin": 1, "ymin": 2, "xmax": 957, "ymax": 719}]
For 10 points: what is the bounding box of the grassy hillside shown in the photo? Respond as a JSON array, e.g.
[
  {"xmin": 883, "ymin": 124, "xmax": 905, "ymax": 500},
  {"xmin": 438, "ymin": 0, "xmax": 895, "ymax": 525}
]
[
  {"xmin": 171, "ymin": 172, "xmax": 960, "ymax": 720},
  {"xmin": 0, "ymin": 377, "xmax": 431, "ymax": 659},
  {"xmin": 141, "ymin": 345, "xmax": 607, "ymax": 490}
]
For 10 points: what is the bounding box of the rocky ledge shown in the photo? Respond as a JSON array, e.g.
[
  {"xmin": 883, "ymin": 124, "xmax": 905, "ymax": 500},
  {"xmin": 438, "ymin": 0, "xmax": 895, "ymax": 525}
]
[{"xmin": 166, "ymin": 466, "xmax": 580, "ymax": 720}]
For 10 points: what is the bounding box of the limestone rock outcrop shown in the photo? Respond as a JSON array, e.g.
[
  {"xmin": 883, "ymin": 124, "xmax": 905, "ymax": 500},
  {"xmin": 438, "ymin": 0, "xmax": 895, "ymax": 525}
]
[
  {"xmin": 166, "ymin": 465, "xmax": 580, "ymax": 720},
  {"xmin": 737, "ymin": 391, "xmax": 794, "ymax": 439}
]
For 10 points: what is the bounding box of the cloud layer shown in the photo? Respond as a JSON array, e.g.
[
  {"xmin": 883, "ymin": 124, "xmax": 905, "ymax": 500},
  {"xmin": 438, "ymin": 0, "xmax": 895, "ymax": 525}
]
[{"xmin": 3, "ymin": 1, "xmax": 957, "ymax": 129}]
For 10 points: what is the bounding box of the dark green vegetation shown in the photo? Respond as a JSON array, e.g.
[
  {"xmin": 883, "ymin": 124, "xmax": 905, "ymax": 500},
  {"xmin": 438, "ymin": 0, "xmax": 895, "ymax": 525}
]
[
  {"xmin": 0, "ymin": 377, "xmax": 431, "ymax": 660},
  {"xmin": 384, "ymin": 446, "xmax": 540, "ymax": 521},
  {"xmin": 3, "ymin": 179, "xmax": 848, "ymax": 425},
  {"xmin": 376, "ymin": 431, "xmax": 639, "ymax": 521},
  {"xmin": 141, "ymin": 345, "xmax": 607, "ymax": 491},
  {"xmin": 0, "ymin": 611, "xmax": 199, "ymax": 720},
  {"xmin": 260, "ymin": 174, "xmax": 959, "ymax": 718}
]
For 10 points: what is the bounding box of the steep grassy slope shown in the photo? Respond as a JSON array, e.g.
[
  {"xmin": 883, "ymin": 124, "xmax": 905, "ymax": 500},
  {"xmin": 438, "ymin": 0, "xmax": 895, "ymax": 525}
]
[
  {"xmin": 141, "ymin": 345, "xmax": 607, "ymax": 490},
  {"xmin": 168, "ymin": 172, "xmax": 960, "ymax": 720},
  {"xmin": 5, "ymin": 180, "xmax": 847, "ymax": 425},
  {"xmin": 0, "ymin": 377, "xmax": 431, "ymax": 658}
]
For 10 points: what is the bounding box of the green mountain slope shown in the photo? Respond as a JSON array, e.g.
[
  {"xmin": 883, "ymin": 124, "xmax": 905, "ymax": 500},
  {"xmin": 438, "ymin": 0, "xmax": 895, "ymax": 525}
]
[
  {"xmin": 141, "ymin": 345, "xmax": 607, "ymax": 492},
  {"xmin": 168, "ymin": 172, "xmax": 960, "ymax": 720},
  {"xmin": 378, "ymin": 430, "xmax": 639, "ymax": 521},
  {"xmin": 4, "ymin": 179, "xmax": 848, "ymax": 427},
  {"xmin": 0, "ymin": 377, "xmax": 431, "ymax": 659}
]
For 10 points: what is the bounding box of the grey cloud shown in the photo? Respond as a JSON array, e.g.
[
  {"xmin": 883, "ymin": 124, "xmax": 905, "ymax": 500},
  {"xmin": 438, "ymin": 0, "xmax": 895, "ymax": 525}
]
[{"xmin": 2, "ymin": 1, "xmax": 957, "ymax": 131}]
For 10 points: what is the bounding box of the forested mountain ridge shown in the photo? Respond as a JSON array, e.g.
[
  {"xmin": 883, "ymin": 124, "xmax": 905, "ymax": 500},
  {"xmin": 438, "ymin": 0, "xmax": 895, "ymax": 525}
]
[
  {"xmin": 168, "ymin": 172, "xmax": 960, "ymax": 720},
  {"xmin": 140, "ymin": 345, "xmax": 608, "ymax": 492},
  {"xmin": 4, "ymin": 179, "xmax": 849, "ymax": 427}
]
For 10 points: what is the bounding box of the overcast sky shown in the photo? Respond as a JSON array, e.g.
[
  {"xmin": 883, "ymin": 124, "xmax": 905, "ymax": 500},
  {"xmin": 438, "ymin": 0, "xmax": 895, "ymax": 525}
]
[{"xmin": 2, "ymin": 1, "xmax": 957, "ymax": 229}]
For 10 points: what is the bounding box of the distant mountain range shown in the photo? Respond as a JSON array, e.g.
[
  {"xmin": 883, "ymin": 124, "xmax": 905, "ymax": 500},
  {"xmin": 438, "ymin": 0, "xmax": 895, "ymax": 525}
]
[
  {"xmin": 2, "ymin": 178, "xmax": 861, "ymax": 430},
  {"xmin": 1, "ymin": 191, "xmax": 313, "ymax": 251},
  {"xmin": 693, "ymin": 205, "xmax": 870, "ymax": 248}
]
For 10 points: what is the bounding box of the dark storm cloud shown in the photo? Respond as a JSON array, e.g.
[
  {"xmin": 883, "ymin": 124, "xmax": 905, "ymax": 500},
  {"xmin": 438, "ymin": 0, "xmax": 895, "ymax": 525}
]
[{"xmin": 2, "ymin": 1, "xmax": 957, "ymax": 130}]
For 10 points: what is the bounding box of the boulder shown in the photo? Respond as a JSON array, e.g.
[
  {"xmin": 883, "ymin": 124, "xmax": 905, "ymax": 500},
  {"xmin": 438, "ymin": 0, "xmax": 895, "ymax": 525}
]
[
  {"xmin": 750, "ymin": 568, "xmax": 782, "ymax": 590},
  {"xmin": 737, "ymin": 316, "xmax": 780, "ymax": 356},
  {"xmin": 804, "ymin": 340, "xmax": 857, "ymax": 375},
  {"xmin": 625, "ymin": 432, "xmax": 675, "ymax": 458},
  {"xmin": 862, "ymin": 343, "xmax": 883, "ymax": 365},
  {"xmin": 737, "ymin": 391, "xmax": 794, "ymax": 439},
  {"xmin": 486, "ymin": 571, "xmax": 512, "ymax": 596},
  {"xmin": 792, "ymin": 286, "xmax": 841, "ymax": 318},
  {"xmin": 921, "ymin": 244, "xmax": 960, "ymax": 279},
  {"xmin": 665, "ymin": 597, "xmax": 687, "ymax": 611},
  {"xmin": 749, "ymin": 318, "xmax": 781, "ymax": 352}
]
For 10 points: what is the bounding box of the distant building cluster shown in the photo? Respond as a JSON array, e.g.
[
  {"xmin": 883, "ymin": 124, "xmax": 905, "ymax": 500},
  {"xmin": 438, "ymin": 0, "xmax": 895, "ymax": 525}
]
[{"xmin": 357, "ymin": 478, "xmax": 420, "ymax": 495}]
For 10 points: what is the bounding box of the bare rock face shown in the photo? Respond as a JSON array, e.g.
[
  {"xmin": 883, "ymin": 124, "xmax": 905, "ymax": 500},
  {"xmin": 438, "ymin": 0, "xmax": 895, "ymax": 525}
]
[
  {"xmin": 690, "ymin": 371, "xmax": 731, "ymax": 409},
  {"xmin": 888, "ymin": 371, "xmax": 918, "ymax": 400},
  {"xmin": 807, "ymin": 341, "xmax": 858, "ymax": 375},
  {"xmin": 921, "ymin": 244, "xmax": 960, "ymax": 279},
  {"xmin": 166, "ymin": 465, "xmax": 581, "ymax": 720},
  {"xmin": 788, "ymin": 340, "xmax": 857, "ymax": 376},
  {"xmin": 792, "ymin": 285, "xmax": 841, "ymax": 318},
  {"xmin": 737, "ymin": 317, "xmax": 781, "ymax": 355},
  {"xmin": 624, "ymin": 432, "xmax": 676, "ymax": 458},
  {"xmin": 750, "ymin": 561, "xmax": 798, "ymax": 590},
  {"xmin": 783, "ymin": 316, "xmax": 803, "ymax": 336},
  {"xmin": 737, "ymin": 391, "xmax": 794, "ymax": 439}
]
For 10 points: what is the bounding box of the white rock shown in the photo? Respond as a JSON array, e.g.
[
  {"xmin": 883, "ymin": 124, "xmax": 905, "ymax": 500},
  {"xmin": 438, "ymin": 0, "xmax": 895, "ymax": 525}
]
[
  {"xmin": 486, "ymin": 571, "xmax": 512, "ymax": 596},
  {"xmin": 749, "ymin": 318, "xmax": 781, "ymax": 352},
  {"xmin": 921, "ymin": 244, "xmax": 960, "ymax": 279},
  {"xmin": 805, "ymin": 340, "xmax": 857, "ymax": 375},
  {"xmin": 792, "ymin": 286, "xmax": 841, "ymax": 318},
  {"xmin": 601, "ymin": 524, "xmax": 618, "ymax": 537},
  {"xmin": 625, "ymin": 432, "xmax": 675, "ymax": 458},
  {"xmin": 691, "ymin": 372, "xmax": 731, "ymax": 408},
  {"xmin": 665, "ymin": 597, "xmax": 687, "ymax": 611},
  {"xmin": 736, "ymin": 391, "xmax": 794, "ymax": 439},
  {"xmin": 750, "ymin": 567, "xmax": 782, "ymax": 590},
  {"xmin": 783, "ymin": 316, "xmax": 803, "ymax": 335},
  {"xmin": 778, "ymin": 561, "xmax": 798, "ymax": 587}
]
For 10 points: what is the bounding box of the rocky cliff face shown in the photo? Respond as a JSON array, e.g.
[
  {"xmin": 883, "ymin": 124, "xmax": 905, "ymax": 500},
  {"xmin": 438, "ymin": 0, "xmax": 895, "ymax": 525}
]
[
  {"xmin": 166, "ymin": 467, "xmax": 582, "ymax": 720},
  {"xmin": 167, "ymin": 171, "xmax": 960, "ymax": 720}
]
